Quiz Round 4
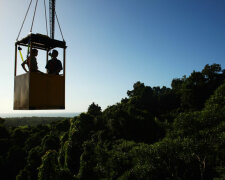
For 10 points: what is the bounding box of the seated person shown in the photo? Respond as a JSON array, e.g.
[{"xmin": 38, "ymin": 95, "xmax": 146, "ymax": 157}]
[
  {"xmin": 45, "ymin": 50, "xmax": 63, "ymax": 75},
  {"xmin": 21, "ymin": 49, "xmax": 40, "ymax": 72}
]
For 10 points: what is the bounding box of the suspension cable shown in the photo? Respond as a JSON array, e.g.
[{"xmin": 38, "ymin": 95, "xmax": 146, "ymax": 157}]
[
  {"xmin": 55, "ymin": 11, "xmax": 65, "ymax": 41},
  {"xmin": 16, "ymin": 0, "xmax": 33, "ymax": 41},
  {"xmin": 30, "ymin": 0, "xmax": 39, "ymax": 33},
  {"xmin": 44, "ymin": 0, "xmax": 48, "ymax": 36}
]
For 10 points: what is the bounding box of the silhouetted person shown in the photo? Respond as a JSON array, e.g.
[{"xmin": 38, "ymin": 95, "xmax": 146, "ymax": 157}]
[
  {"xmin": 21, "ymin": 49, "xmax": 40, "ymax": 73},
  {"xmin": 45, "ymin": 50, "xmax": 63, "ymax": 75}
]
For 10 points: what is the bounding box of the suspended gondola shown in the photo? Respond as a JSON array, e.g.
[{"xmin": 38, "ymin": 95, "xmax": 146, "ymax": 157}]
[{"xmin": 14, "ymin": 0, "xmax": 67, "ymax": 110}]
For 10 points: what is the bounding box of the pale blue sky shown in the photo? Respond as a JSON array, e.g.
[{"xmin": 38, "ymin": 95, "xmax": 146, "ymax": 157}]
[{"xmin": 0, "ymin": 0, "xmax": 225, "ymax": 114}]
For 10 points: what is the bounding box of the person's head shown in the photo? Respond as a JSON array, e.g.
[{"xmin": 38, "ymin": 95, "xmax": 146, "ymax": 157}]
[
  {"xmin": 51, "ymin": 50, "xmax": 58, "ymax": 58},
  {"xmin": 31, "ymin": 49, "xmax": 38, "ymax": 57}
]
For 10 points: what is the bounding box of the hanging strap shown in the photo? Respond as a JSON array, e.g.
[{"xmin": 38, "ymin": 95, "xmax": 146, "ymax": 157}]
[
  {"xmin": 55, "ymin": 11, "xmax": 65, "ymax": 41},
  {"xmin": 16, "ymin": 0, "xmax": 33, "ymax": 41},
  {"xmin": 18, "ymin": 47, "xmax": 24, "ymax": 62},
  {"xmin": 30, "ymin": 0, "xmax": 39, "ymax": 33}
]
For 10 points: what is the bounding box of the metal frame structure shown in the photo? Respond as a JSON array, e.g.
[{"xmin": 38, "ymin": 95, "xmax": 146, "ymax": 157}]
[
  {"xmin": 14, "ymin": 33, "xmax": 67, "ymax": 110},
  {"xmin": 15, "ymin": 33, "xmax": 66, "ymax": 76},
  {"xmin": 14, "ymin": 0, "xmax": 67, "ymax": 110},
  {"xmin": 49, "ymin": 0, "xmax": 56, "ymax": 39}
]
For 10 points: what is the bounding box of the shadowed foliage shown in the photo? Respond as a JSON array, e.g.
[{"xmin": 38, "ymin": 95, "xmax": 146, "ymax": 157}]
[{"xmin": 0, "ymin": 64, "xmax": 224, "ymax": 180}]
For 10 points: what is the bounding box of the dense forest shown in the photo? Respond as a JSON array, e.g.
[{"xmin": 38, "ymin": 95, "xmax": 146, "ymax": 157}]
[
  {"xmin": 0, "ymin": 63, "xmax": 224, "ymax": 180},
  {"xmin": 3, "ymin": 117, "xmax": 69, "ymax": 128}
]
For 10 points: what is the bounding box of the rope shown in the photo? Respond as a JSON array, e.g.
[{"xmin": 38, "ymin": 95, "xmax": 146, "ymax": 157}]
[
  {"xmin": 18, "ymin": 47, "xmax": 24, "ymax": 62},
  {"xmin": 16, "ymin": 0, "xmax": 33, "ymax": 41},
  {"xmin": 44, "ymin": 0, "xmax": 48, "ymax": 36},
  {"xmin": 30, "ymin": 0, "xmax": 39, "ymax": 33},
  {"xmin": 55, "ymin": 11, "xmax": 65, "ymax": 41}
]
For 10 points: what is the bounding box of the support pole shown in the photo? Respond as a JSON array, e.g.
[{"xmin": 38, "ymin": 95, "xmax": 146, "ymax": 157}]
[
  {"xmin": 29, "ymin": 43, "xmax": 33, "ymax": 71},
  {"xmin": 63, "ymin": 48, "xmax": 66, "ymax": 77},
  {"xmin": 46, "ymin": 50, "xmax": 49, "ymax": 73},
  {"xmin": 28, "ymin": 43, "xmax": 33, "ymax": 108},
  {"xmin": 63, "ymin": 47, "xmax": 66, "ymax": 109},
  {"xmin": 14, "ymin": 44, "xmax": 18, "ymax": 76}
]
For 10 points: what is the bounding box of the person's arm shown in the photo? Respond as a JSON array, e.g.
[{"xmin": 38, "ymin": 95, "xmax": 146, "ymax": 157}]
[
  {"xmin": 45, "ymin": 61, "xmax": 50, "ymax": 74},
  {"xmin": 55, "ymin": 69, "xmax": 60, "ymax": 75},
  {"xmin": 57, "ymin": 60, "xmax": 63, "ymax": 74},
  {"xmin": 21, "ymin": 60, "xmax": 28, "ymax": 73}
]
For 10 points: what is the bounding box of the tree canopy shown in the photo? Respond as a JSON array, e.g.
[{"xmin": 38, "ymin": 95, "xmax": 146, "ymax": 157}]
[{"xmin": 0, "ymin": 63, "xmax": 224, "ymax": 180}]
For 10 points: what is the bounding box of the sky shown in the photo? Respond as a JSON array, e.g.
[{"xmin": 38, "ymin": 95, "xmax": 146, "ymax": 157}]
[{"xmin": 0, "ymin": 0, "xmax": 225, "ymax": 115}]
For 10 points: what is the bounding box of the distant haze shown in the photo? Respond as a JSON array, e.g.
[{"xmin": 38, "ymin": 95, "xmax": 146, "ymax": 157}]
[{"xmin": 0, "ymin": 112, "xmax": 80, "ymax": 118}]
